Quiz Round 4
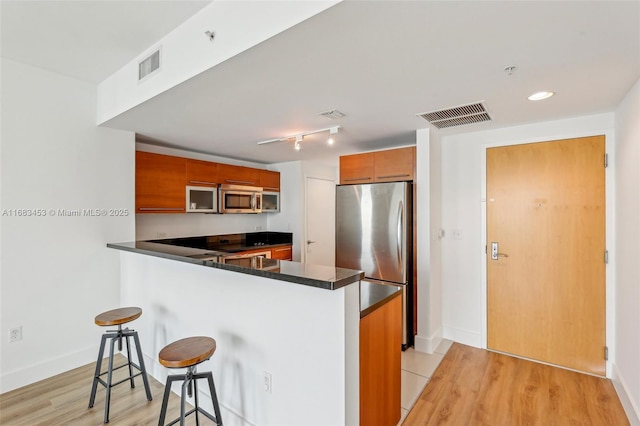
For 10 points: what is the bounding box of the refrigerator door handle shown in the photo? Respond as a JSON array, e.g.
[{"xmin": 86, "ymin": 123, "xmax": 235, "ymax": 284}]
[{"xmin": 397, "ymin": 200, "xmax": 405, "ymax": 277}]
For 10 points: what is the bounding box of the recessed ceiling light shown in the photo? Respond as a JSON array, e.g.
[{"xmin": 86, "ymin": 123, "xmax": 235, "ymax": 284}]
[{"xmin": 528, "ymin": 91, "xmax": 555, "ymax": 101}]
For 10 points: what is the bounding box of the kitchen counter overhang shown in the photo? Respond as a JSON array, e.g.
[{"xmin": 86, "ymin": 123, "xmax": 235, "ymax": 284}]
[{"xmin": 108, "ymin": 241, "xmax": 363, "ymax": 290}]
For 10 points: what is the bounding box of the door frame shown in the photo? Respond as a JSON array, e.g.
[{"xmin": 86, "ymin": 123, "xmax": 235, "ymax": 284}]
[{"xmin": 479, "ymin": 130, "xmax": 615, "ymax": 377}]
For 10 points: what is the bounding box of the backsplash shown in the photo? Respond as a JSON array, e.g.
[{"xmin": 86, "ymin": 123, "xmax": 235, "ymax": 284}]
[{"xmin": 135, "ymin": 213, "xmax": 268, "ymax": 241}]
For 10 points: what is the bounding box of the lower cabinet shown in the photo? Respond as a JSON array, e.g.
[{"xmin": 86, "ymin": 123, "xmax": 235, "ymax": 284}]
[
  {"xmin": 271, "ymin": 245, "xmax": 292, "ymax": 260},
  {"xmin": 360, "ymin": 294, "xmax": 402, "ymax": 426}
]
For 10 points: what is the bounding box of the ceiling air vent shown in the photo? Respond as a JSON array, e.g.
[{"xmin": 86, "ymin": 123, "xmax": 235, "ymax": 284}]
[
  {"xmin": 418, "ymin": 102, "xmax": 491, "ymax": 129},
  {"xmin": 138, "ymin": 48, "xmax": 161, "ymax": 81},
  {"xmin": 319, "ymin": 109, "xmax": 347, "ymax": 120}
]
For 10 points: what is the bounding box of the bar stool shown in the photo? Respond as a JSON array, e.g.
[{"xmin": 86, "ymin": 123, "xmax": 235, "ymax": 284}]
[
  {"xmin": 88, "ymin": 307, "xmax": 152, "ymax": 423},
  {"xmin": 158, "ymin": 336, "xmax": 223, "ymax": 426}
]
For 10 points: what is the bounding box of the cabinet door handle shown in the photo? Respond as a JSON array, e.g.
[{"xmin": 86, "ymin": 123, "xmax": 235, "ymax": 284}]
[
  {"xmin": 262, "ymin": 187, "xmax": 279, "ymax": 191},
  {"xmin": 189, "ymin": 180, "xmax": 217, "ymax": 185},
  {"xmin": 138, "ymin": 207, "xmax": 185, "ymax": 211},
  {"xmin": 376, "ymin": 174, "xmax": 410, "ymax": 179},
  {"xmin": 343, "ymin": 177, "xmax": 372, "ymax": 182},
  {"xmin": 225, "ymin": 179, "xmax": 256, "ymax": 185}
]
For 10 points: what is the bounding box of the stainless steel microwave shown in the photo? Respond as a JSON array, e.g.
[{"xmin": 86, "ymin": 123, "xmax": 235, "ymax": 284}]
[{"xmin": 219, "ymin": 184, "xmax": 262, "ymax": 213}]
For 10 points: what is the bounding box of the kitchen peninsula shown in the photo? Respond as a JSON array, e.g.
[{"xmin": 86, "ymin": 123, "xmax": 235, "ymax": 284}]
[{"xmin": 108, "ymin": 231, "xmax": 401, "ymax": 425}]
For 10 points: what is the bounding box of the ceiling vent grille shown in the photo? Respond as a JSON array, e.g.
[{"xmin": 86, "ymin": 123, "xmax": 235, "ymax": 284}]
[
  {"xmin": 318, "ymin": 109, "xmax": 347, "ymax": 120},
  {"xmin": 138, "ymin": 48, "xmax": 161, "ymax": 81},
  {"xmin": 418, "ymin": 102, "xmax": 491, "ymax": 128}
]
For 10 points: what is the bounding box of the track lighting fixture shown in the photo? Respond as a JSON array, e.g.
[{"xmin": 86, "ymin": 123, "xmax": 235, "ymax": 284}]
[{"xmin": 257, "ymin": 126, "xmax": 341, "ymax": 151}]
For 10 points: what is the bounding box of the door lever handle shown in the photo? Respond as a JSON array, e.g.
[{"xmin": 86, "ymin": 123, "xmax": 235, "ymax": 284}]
[
  {"xmin": 307, "ymin": 240, "xmax": 316, "ymax": 245},
  {"xmin": 491, "ymin": 242, "xmax": 509, "ymax": 260}
]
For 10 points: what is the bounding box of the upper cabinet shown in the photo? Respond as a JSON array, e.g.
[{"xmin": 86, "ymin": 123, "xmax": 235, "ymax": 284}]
[
  {"xmin": 339, "ymin": 147, "xmax": 415, "ymax": 185},
  {"xmin": 136, "ymin": 151, "xmax": 280, "ymax": 214},
  {"xmin": 186, "ymin": 159, "xmax": 218, "ymax": 187},
  {"xmin": 373, "ymin": 146, "xmax": 415, "ymax": 182},
  {"xmin": 217, "ymin": 164, "xmax": 260, "ymax": 187},
  {"xmin": 339, "ymin": 153, "xmax": 375, "ymax": 185},
  {"xmin": 259, "ymin": 170, "xmax": 281, "ymax": 192},
  {"xmin": 136, "ymin": 151, "xmax": 186, "ymax": 213}
]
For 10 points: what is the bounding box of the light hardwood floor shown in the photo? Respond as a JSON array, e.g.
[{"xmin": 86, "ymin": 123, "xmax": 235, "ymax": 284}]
[
  {"xmin": 0, "ymin": 355, "xmax": 216, "ymax": 425},
  {"xmin": 402, "ymin": 343, "xmax": 629, "ymax": 426},
  {"xmin": 1, "ymin": 345, "xmax": 629, "ymax": 425}
]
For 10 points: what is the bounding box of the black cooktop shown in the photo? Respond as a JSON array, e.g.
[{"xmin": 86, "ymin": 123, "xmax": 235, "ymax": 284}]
[{"xmin": 150, "ymin": 231, "xmax": 292, "ymax": 253}]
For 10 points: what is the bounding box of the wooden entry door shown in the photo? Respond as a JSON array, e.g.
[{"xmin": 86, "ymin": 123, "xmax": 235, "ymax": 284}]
[{"xmin": 486, "ymin": 135, "xmax": 606, "ymax": 376}]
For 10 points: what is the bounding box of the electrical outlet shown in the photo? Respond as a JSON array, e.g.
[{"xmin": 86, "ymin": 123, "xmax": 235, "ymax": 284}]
[
  {"xmin": 263, "ymin": 371, "xmax": 272, "ymax": 394},
  {"xmin": 156, "ymin": 232, "xmax": 167, "ymax": 238},
  {"xmin": 9, "ymin": 326, "xmax": 22, "ymax": 342}
]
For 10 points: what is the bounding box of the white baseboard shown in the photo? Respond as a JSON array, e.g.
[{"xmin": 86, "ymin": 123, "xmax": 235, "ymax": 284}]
[
  {"xmin": 612, "ymin": 363, "xmax": 640, "ymax": 425},
  {"xmin": 442, "ymin": 326, "xmax": 482, "ymax": 348},
  {"xmin": 414, "ymin": 327, "xmax": 442, "ymax": 354},
  {"xmin": 0, "ymin": 345, "xmax": 96, "ymax": 394}
]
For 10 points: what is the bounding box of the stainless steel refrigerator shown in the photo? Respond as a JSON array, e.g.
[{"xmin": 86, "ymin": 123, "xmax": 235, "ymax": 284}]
[{"xmin": 335, "ymin": 181, "xmax": 413, "ymax": 349}]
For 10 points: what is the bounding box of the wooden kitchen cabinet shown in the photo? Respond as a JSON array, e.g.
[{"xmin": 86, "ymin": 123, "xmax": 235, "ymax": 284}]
[
  {"xmin": 217, "ymin": 164, "xmax": 260, "ymax": 187},
  {"xmin": 360, "ymin": 294, "xmax": 402, "ymax": 426},
  {"xmin": 186, "ymin": 159, "xmax": 218, "ymax": 187},
  {"xmin": 339, "ymin": 152, "xmax": 374, "ymax": 185},
  {"xmin": 374, "ymin": 146, "xmax": 415, "ymax": 182},
  {"xmin": 271, "ymin": 245, "xmax": 292, "ymax": 260},
  {"xmin": 339, "ymin": 146, "xmax": 415, "ymax": 184},
  {"xmin": 136, "ymin": 151, "xmax": 187, "ymax": 213},
  {"xmin": 259, "ymin": 169, "xmax": 280, "ymax": 191}
]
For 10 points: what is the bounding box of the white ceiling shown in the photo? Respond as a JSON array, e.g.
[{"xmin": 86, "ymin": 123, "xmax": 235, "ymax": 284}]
[
  {"xmin": 3, "ymin": 1, "xmax": 639, "ymax": 166},
  {"xmin": 0, "ymin": 0, "xmax": 211, "ymax": 84}
]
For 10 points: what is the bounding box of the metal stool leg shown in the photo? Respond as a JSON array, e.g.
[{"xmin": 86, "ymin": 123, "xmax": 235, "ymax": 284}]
[
  {"xmin": 104, "ymin": 336, "xmax": 117, "ymax": 423},
  {"xmin": 180, "ymin": 376, "xmax": 189, "ymax": 426},
  {"xmin": 158, "ymin": 375, "xmax": 179, "ymax": 426},
  {"xmin": 125, "ymin": 333, "xmax": 135, "ymax": 389},
  {"xmin": 193, "ymin": 376, "xmax": 200, "ymax": 426},
  {"xmin": 205, "ymin": 372, "xmax": 223, "ymax": 426},
  {"xmin": 132, "ymin": 331, "xmax": 153, "ymax": 401},
  {"xmin": 89, "ymin": 333, "xmax": 108, "ymax": 408}
]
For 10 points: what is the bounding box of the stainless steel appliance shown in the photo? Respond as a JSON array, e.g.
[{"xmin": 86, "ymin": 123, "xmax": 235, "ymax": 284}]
[
  {"xmin": 222, "ymin": 250, "xmax": 271, "ymax": 267},
  {"xmin": 335, "ymin": 182, "xmax": 413, "ymax": 349},
  {"xmin": 219, "ymin": 184, "xmax": 262, "ymax": 213}
]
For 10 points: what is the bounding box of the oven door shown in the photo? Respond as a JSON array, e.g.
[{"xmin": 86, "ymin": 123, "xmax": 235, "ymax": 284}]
[{"xmin": 222, "ymin": 251, "xmax": 271, "ymax": 268}]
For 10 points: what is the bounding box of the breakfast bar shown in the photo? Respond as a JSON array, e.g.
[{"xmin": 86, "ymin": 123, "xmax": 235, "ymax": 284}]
[{"xmin": 108, "ymin": 238, "xmax": 401, "ymax": 426}]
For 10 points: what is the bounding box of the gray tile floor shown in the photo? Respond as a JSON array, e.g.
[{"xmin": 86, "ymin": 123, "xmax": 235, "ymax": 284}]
[{"xmin": 398, "ymin": 339, "xmax": 452, "ymax": 424}]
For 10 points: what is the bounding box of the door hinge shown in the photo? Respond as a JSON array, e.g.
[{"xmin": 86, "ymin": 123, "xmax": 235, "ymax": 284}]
[
  {"xmin": 604, "ymin": 153, "xmax": 608, "ymax": 168},
  {"xmin": 605, "ymin": 346, "xmax": 609, "ymax": 361},
  {"xmin": 485, "ymin": 245, "xmax": 487, "ymax": 254},
  {"xmin": 605, "ymin": 250, "xmax": 609, "ymax": 264}
]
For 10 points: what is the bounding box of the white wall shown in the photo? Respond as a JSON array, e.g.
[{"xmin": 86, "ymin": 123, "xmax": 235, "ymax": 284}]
[
  {"xmin": 613, "ymin": 78, "xmax": 640, "ymax": 424},
  {"xmin": 414, "ymin": 129, "xmax": 444, "ymax": 353},
  {"xmin": 120, "ymin": 251, "xmax": 360, "ymax": 426},
  {"xmin": 440, "ymin": 113, "xmax": 616, "ymax": 352},
  {"xmin": 97, "ymin": 1, "xmax": 340, "ymax": 124},
  {"xmin": 0, "ymin": 59, "xmax": 135, "ymax": 392},
  {"xmin": 134, "ymin": 143, "xmax": 269, "ymax": 241}
]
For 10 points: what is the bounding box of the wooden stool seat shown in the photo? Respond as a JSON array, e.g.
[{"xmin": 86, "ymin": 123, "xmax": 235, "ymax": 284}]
[
  {"xmin": 158, "ymin": 336, "xmax": 222, "ymax": 426},
  {"xmin": 159, "ymin": 336, "xmax": 216, "ymax": 368},
  {"xmin": 95, "ymin": 307, "xmax": 142, "ymax": 326}
]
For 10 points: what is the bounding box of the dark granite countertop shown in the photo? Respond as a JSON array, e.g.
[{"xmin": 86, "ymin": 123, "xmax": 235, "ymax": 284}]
[
  {"xmin": 107, "ymin": 241, "xmax": 363, "ymax": 291},
  {"xmin": 360, "ymin": 280, "xmax": 403, "ymax": 317}
]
